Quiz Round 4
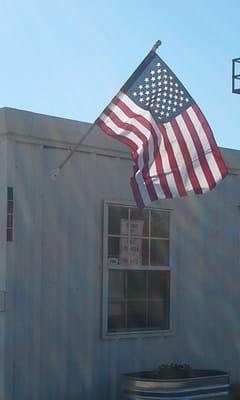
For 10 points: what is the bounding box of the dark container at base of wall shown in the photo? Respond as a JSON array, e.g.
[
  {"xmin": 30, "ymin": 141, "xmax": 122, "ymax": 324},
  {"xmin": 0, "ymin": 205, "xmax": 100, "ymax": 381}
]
[{"xmin": 121, "ymin": 369, "xmax": 230, "ymax": 399}]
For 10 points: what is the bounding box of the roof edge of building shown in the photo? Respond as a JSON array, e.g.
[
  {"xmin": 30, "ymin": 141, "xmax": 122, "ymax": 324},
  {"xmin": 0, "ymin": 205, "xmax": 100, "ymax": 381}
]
[{"xmin": 0, "ymin": 107, "xmax": 239, "ymax": 172}]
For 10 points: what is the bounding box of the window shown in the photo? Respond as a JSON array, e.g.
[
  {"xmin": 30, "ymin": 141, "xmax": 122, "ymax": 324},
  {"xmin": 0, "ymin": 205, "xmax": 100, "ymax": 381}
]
[
  {"xmin": 6, "ymin": 187, "xmax": 13, "ymax": 242},
  {"xmin": 103, "ymin": 203, "xmax": 171, "ymax": 336}
]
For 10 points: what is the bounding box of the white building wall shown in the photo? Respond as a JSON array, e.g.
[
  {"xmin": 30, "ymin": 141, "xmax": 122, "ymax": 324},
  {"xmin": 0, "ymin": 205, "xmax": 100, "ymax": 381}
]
[
  {"xmin": 0, "ymin": 138, "xmax": 8, "ymax": 400},
  {"xmin": 1, "ymin": 108, "xmax": 240, "ymax": 399},
  {"xmin": 173, "ymin": 173, "xmax": 240, "ymax": 380},
  {"xmin": 5, "ymin": 137, "xmax": 176, "ymax": 400}
]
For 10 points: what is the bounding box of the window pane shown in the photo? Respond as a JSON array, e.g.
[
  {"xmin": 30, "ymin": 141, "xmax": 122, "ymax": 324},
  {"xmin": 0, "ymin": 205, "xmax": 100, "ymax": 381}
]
[
  {"xmin": 148, "ymin": 271, "xmax": 170, "ymax": 300},
  {"xmin": 108, "ymin": 206, "xmax": 128, "ymax": 235},
  {"xmin": 128, "ymin": 237, "xmax": 142, "ymax": 265},
  {"xmin": 130, "ymin": 208, "xmax": 149, "ymax": 236},
  {"xmin": 109, "ymin": 270, "xmax": 125, "ymax": 300},
  {"xmin": 148, "ymin": 300, "xmax": 170, "ymax": 329},
  {"xmin": 127, "ymin": 301, "xmax": 146, "ymax": 329},
  {"xmin": 108, "ymin": 302, "xmax": 125, "ymax": 331},
  {"xmin": 127, "ymin": 271, "xmax": 146, "ymax": 299},
  {"xmin": 108, "ymin": 237, "xmax": 120, "ymax": 264},
  {"xmin": 127, "ymin": 238, "xmax": 149, "ymax": 266},
  {"xmin": 151, "ymin": 211, "xmax": 169, "ymax": 238},
  {"xmin": 150, "ymin": 239, "xmax": 169, "ymax": 266},
  {"xmin": 119, "ymin": 238, "xmax": 149, "ymax": 266},
  {"xmin": 119, "ymin": 236, "xmax": 129, "ymax": 264}
]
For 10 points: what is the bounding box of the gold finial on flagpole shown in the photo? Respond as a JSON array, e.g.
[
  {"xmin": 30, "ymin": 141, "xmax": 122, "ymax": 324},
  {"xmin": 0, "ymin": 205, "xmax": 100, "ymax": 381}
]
[{"xmin": 152, "ymin": 40, "xmax": 162, "ymax": 53}]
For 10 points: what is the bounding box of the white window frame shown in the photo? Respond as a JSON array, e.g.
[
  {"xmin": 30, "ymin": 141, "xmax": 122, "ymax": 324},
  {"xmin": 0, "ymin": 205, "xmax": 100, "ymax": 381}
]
[{"xmin": 102, "ymin": 200, "xmax": 174, "ymax": 339}]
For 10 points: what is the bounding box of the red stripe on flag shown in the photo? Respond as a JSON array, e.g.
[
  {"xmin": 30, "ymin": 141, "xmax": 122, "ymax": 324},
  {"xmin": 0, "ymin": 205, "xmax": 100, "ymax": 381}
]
[
  {"xmin": 113, "ymin": 97, "xmax": 173, "ymax": 198},
  {"xmin": 170, "ymin": 119, "xmax": 203, "ymax": 194},
  {"xmin": 192, "ymin": 104, "xmax": 228, "ymax": 178},
  {"xmin": 104, "ymin": 108, "xmax": 158, "ymax": 202},
  {"xmin": 182, "ymin": 109, "xmax": 216, "ymax": 189},
  {"xmin": 96, "ymin": 117, "xmax": 137, "ymax": 152},
  {"xmin": 159, "ymin": 124, "xmax": 187, "ymax": 196}
]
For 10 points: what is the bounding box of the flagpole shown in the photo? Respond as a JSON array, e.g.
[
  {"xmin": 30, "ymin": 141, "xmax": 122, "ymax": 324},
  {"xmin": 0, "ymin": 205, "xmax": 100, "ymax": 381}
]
[
  {"xmin": 50, "ymin": 123, "xmax": 96, "ymax": 179},
  {"xmin": 151, "ymin": 40, "xmax": 161, "ymax": 52},
  {"xmin": 50, "ymin": 40, "xmax": 162, "ymax": 179}
]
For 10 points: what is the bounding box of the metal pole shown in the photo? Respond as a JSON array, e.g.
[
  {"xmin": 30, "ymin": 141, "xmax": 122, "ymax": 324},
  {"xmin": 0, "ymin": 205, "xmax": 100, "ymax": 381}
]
[
  {"xmin": 50, "ymin": 123, "xmax": 96, "ymax": 179},
  {"xmin": 50, "ymin": 40, "xmax": 162, "ymax": 179},
  {"xmin": 151, "ymin": 40, "xmax": 162, "ymax": 52}
]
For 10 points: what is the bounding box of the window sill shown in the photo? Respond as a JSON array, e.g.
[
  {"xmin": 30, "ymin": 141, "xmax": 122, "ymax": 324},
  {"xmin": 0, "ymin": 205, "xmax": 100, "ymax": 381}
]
[{"xmin": 102, "ymin": 328, "xmax": 173, "ymax": 340}]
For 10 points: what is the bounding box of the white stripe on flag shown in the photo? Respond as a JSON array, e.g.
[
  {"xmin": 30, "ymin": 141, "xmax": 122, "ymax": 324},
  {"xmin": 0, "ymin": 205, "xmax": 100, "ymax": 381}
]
[
  {"xmin": 187, "ymin": 107, "xmax": 223, "ymax": 183},
  {"xmin": 175, "ymin": 113, "xmax": 210, "ymax": 190},
  {"xmin": 163, "ymin": 121, "xmax": 194, "ymax": 192}
]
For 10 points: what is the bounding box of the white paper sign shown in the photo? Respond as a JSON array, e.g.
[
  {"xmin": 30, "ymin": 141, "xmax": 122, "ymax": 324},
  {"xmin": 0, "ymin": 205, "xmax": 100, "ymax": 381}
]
[{"xmin": 119, "ymin": 219, "xmax": 144, "ymax": 265}]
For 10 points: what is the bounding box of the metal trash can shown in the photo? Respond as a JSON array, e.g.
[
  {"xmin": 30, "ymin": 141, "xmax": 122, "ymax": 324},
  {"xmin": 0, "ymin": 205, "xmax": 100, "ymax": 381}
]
[{"xmin": 121, "ymin": 369, "xmax": 230, "ymax": 399}]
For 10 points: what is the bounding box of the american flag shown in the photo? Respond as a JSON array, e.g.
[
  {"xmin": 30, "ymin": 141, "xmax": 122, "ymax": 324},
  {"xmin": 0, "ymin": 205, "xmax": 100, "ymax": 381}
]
[{"xmin": 96, "ymin": 49, "xmax": 228, "ymax": 208}]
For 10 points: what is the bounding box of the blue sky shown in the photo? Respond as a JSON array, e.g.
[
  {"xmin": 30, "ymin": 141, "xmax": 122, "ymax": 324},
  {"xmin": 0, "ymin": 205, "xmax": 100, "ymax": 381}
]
[{"xmin": 0, "ymin": 0, "xmax": 239, "ymax": 149}]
